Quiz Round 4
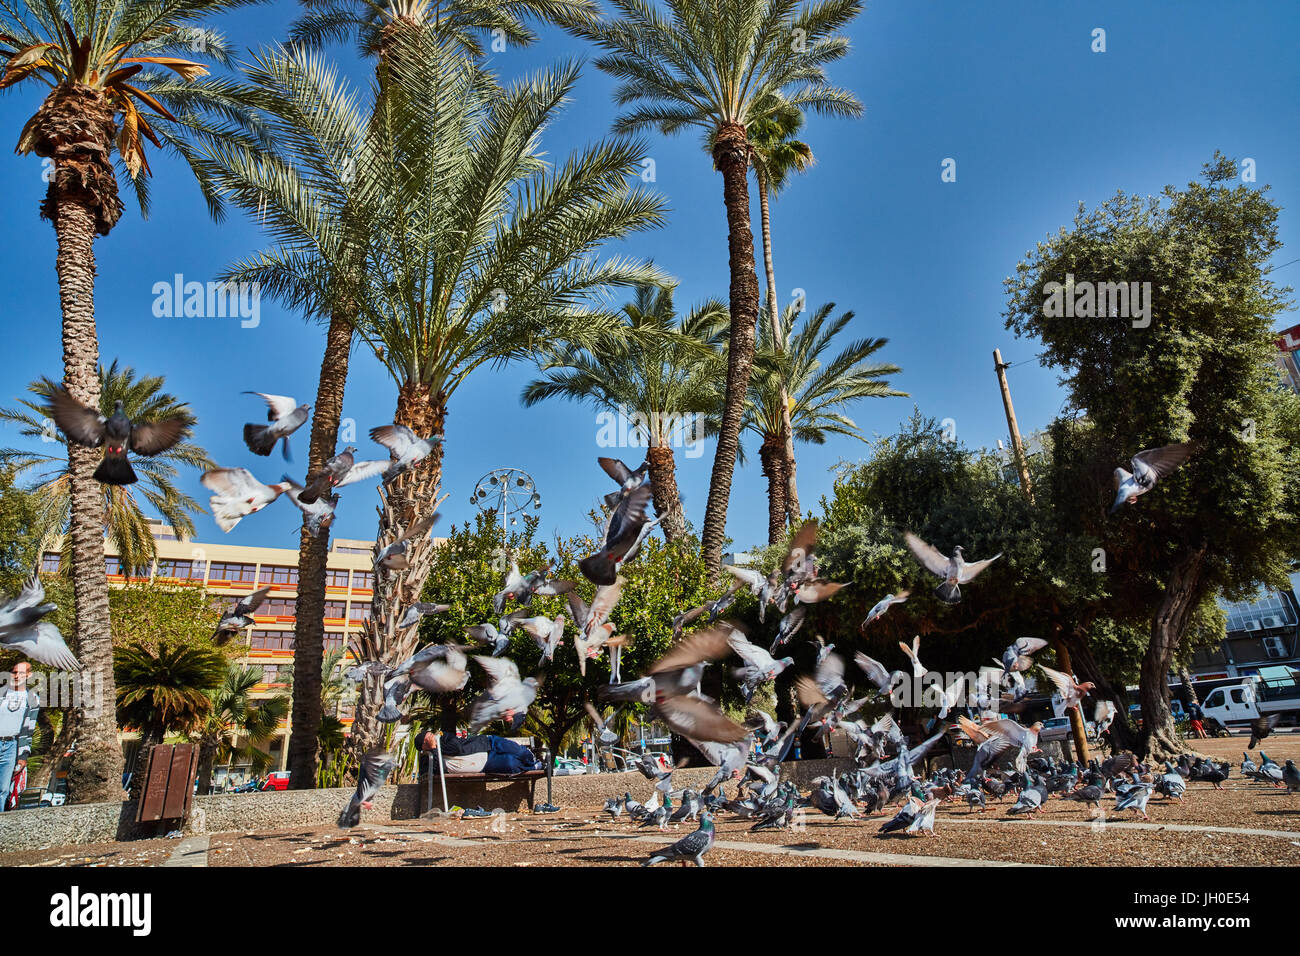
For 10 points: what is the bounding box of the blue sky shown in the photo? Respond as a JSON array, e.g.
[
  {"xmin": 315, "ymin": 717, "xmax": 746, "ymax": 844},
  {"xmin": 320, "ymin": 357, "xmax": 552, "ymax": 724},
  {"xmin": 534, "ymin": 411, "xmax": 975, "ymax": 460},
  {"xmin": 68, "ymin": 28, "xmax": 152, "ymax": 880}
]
[{"xmin": 1, "ymin": 0, "xmax": 1297, "ymax": 555}]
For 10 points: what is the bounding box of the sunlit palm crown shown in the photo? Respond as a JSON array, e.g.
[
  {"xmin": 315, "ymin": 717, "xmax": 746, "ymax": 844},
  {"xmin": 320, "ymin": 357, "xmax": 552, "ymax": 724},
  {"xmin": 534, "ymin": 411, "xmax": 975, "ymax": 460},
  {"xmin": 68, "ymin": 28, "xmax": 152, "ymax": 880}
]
[
  {"xmin": 522, "ymin": 283, "xmax": 728, "ymax": 447},
  {"xmin": 567, "ymin": 0, "xmax": 864, "ymax": 137},
  {"xmin": 0, "ymin": 361, "xmax": 213, "ymax": 575},
  {"xmin": 745, "ymin": 301, "xmax": 906, "ymax": 446}
]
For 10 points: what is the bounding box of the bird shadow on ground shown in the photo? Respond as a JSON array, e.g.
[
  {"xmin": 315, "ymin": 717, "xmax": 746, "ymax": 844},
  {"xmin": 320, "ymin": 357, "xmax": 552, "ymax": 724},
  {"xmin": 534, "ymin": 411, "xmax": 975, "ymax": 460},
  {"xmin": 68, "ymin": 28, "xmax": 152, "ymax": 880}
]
[
  {"xmin": 1254, "ymin": 809, "xmax": 1299, "ymax": 816},
  {"xmin": 782, "ymin": 842, "xmax": 823, "ymax": 851},
  {"xmin": 400, "ymin": 856, "xmax": 451, "ymax": 865}
]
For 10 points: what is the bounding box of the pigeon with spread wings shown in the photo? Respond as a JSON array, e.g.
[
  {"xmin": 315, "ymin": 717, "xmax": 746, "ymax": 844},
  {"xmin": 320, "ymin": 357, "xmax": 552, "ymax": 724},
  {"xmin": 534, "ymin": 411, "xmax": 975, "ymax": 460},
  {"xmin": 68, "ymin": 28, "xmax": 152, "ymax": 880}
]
[
  {"xmin": 904, "ymin": 532, "xmax": 1001, "ymax": 605},
  {"xmin": 242, "ymin": 392, "xmax": 309, "ymax": 459},
  {"xmin": 467, "ymin": 655, "xmax": 539, "ymax": 733},
  {"xmin": 48, "ymin": 387, "xmax": 189, "ymax": 486},
  {"xmin": 0, "ymin": 573, "xmax": 81, "ymax": 670},
  {"xmin": 338, "ymin": 749, "xmax": 396, "ymax": 827},
  {"xmin": 298, "ymin": 446, "xmax": 390, "ymax": 504},
  {"xmin": 1110, "ymin": 442, "xmax": 1193, "ymax": 514},
  {"xmin": 201, "ymin": 468, "xmax": 292, "ymax": 532},
  {"xmin": 213, "ymin": 585, "xmax": 273, "ymax": 645},
  {"xmin": 370, "ymin": 424, "xmax": 442, "ymax": 478}
]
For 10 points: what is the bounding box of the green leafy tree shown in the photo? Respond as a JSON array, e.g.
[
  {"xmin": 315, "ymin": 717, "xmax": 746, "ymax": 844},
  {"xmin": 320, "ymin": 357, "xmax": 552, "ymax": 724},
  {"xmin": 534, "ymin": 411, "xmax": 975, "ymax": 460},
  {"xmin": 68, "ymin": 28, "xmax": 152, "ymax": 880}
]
[
  {"xmin": 522, "ymin": 283, "xmax": 728, "ymax": 541},
  {"xmin": 0, "ymin": 362, "xmax": 212, "ymax": 575},
  {"xmin": 568, "ymin": 0, "xmax": 865, "ymax": 571},
  {"xmin": 1003, "ymin": 153, "xmax": 1300, "ymax": 758},
  {"xmin": 192, "ymin": 664, "xmax": 290, "ymax": 794}
]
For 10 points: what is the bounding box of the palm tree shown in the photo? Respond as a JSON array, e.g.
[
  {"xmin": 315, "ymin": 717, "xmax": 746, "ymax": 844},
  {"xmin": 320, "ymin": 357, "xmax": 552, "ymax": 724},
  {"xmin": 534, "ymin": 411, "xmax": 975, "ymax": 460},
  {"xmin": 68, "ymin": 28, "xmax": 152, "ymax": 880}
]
[
  {"xmin": 115, "ymin": 639, "xmax": 227, "ymax": 798},
  {"xmin": 748, "ymin": 106, "xmax": 814, "ymax": 528},
  {"xmin": 339, "ymin": 32, "xmax": 668, "ymax": 754},
  {"xmin": 738, "ymin": 302, "xmax": 905, "ymax": 539},
  {"xmin": 568, "ymin": 0, "xmax": 865, "ymax": 571},
  {"xmin": 2, "ymin": 0, "xmax": 261, "ymax": 803},
  {"xmin": 522, "ymin": 284, "xmax": 727, "ymax": 540},
  {"xmin": 0, "ymin": 362, "xmax": 213, "ymax": 573},
  {"xmin": 192, "ymin": 664, "xmax": 290, "ymax": 795}
]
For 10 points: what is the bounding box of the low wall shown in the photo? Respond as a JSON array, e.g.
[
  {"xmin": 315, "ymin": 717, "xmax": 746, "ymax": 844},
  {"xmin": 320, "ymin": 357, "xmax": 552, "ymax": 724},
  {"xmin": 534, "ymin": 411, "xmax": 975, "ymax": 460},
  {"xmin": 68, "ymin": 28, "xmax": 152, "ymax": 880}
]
[{"xmin": 0, "ymin": 756, "xmax": 852, "ymax": 853}]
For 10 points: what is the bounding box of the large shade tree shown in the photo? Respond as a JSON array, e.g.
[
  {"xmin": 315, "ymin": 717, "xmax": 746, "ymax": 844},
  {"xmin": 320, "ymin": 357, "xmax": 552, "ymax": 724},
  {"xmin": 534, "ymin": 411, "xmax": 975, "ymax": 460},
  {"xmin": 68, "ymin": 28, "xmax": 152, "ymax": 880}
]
[
  {"xmin": 1, "ymin": 0, "xmax": 260, "ymax": 801},
  {"xmin": 1003, "ymin": 154, "xmax": 1300, "ymax": 759},
  {"xmin": 522, "ymin": 283, "xmax": 728, "ymax": 541},
  {"xmin": 568, "ymin": 0, "xmax": 865, "ymax": 571}
]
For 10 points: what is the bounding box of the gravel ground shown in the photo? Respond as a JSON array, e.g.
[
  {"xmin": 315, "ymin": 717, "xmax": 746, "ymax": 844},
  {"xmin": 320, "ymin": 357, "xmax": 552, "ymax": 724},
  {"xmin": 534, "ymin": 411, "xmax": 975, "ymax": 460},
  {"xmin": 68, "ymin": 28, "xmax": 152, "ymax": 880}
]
[{"xmin": 5, "ymin": 729, "xmax": 1296, "ymax": 868}]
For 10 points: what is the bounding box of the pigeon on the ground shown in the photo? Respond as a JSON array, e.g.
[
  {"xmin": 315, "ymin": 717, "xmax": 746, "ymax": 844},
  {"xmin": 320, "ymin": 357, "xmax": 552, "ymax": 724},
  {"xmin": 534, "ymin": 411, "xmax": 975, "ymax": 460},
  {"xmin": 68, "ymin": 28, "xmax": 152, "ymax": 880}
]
[
  {"xmin": 299, "ymin": 446, "xmax": 390, "ymax": 504},
  {"xmin": 47, "ymin": 387, "xmax": 188, "ymax": 485},
  {"xmin": 242, "ymin": 392, "xmax": 309, "ymax": 459},
  {"xmin": 879, "ymin": 796, "xmax": 923, "ymax": 834},
  {"xmin": 338, "ymin": 749, "xmax": 396, "ymax": 827},
  {"xmin": 904, "ymin": 532, "xmax": 1001, "ymax": 604},
  {"xmin": 201, "ymin": 468, "xmax": 292, "ymax": 532},
  {"xmin": 1283, "ymin": 760, "xmax": 1300, "ymax": 794},
  {"xmin": 1110, "ymin": 443, "xmax": 1193, "ymax": 514},
  {"xmin": 861, "ymin": 590, "xmax": 909, "ymax": 629},
  {"xmin": 642, "ymin": 812, "xmax": 716, "ymax": 867},
  {"xmin": 905, "ymin": 797, "xmax": 939, "ymax": 836},
  {"xmin": 213, "ymin": 585, "xmax": 273, "ymax": 645},
  {"xmin": 0, "ymin": 574, "xmax": 81, "ymax": 670},
  {"xmin": 467, "ymin": 655, "xmax": 539, "ymax": 733},
  {"xmin": 370, "ymin": 424, "xmax": 443, "ymax": 478},
  {"xmin": 1114, "ymin": 778, "xmax": 1154, "ymax": 820}
]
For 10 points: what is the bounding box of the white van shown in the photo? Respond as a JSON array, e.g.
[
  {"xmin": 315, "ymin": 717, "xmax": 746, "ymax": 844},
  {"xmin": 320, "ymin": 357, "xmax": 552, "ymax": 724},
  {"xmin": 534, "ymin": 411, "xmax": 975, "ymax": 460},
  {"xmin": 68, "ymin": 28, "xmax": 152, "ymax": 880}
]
[{"xmin": 1201, "ymin": 666, "xmax": 1300, "ymax": 727}]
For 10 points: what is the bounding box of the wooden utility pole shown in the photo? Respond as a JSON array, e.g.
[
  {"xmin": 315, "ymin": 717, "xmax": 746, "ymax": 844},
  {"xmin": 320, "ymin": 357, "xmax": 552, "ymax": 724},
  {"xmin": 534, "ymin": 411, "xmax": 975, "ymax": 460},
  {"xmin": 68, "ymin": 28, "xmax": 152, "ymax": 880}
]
[{"xmin": 993, "ymin": 349, "xmax": 1091, "ymax": 764}]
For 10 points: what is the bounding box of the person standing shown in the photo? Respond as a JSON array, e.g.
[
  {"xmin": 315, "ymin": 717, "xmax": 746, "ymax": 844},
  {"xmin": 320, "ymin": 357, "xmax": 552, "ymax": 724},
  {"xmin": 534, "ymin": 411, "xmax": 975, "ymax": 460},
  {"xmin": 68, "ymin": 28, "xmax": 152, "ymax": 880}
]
[
  {"xmin": 1188, "ymin": 699, "xmax": 1207, "ymax": 739},
  {"xmin": 0, "ymin": 662, "xmax": 39, "ymax": 810}
]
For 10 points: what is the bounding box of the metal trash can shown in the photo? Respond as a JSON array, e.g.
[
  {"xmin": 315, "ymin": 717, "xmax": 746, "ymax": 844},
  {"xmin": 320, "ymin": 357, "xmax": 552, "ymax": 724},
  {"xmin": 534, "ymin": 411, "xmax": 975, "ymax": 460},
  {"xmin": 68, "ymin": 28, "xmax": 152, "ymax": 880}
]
[{"xmin": 135, "ymin": 743, "xmax": 200, "ymax": 825}]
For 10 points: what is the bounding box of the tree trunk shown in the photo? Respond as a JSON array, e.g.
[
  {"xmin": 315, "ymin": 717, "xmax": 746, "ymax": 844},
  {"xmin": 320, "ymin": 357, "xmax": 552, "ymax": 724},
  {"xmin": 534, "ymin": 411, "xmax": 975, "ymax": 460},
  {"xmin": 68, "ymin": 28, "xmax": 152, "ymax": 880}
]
[
  {"xmin": 1179, "ymin": 665, "xmax": 1198, "ymax": 706},
  {"xmin": 348, "ymin": 385, "xmax": 445, "ymax": 759},
  {"xmin": 701, "ymin": 123, "xmax": 761, "ymax": 572},
  {"xmin": 1138, "ymin": 544, "xmax": 1208, "ymax": 761},
  {"xmin": 195, "ymin": 738, "xmax": 218, "ymax": 796},
  {"xmin": 288, "ymin": 309, "xmax": 354, "ymax": 789},
  {"xmin": 645, "ymin": 443, "xmax": 686, "ymax": 541},
  {"xmin": 759, "ymin": 437, "xmax": 788, "ymax": 545},
  {"xmin": 755, "ymin": 166, "xmax": 800, "ymax": 526},
  {"xmin": 50, "ymin": 193, "xmax": 122, "ymax": 805}
]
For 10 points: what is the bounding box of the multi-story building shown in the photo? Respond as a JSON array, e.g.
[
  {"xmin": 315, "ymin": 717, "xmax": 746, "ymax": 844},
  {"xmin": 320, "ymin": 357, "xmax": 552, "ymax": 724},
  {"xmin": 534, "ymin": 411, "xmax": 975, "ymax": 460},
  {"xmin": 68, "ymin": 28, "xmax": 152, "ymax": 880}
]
[
  {"xmin": 42, "ymin": 519, "xmax": 391, "ymax": 782},
  {"xmin": 1188, "ymin": 572, "xmax": 1300, "ymax": 682}
]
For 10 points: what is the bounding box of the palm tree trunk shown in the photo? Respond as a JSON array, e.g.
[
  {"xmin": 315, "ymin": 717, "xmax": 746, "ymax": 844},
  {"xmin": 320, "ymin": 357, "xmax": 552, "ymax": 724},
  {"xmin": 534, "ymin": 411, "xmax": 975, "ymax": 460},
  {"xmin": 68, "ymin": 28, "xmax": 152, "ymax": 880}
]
[
  {"xmin": 1138, "ymin": 543, "xmax": 1208, "ymax": 761},
  {"xmin": 758, "ymin": 437, "xmax": 788, "ymax": 545},
  {"xmin": 755, "ymin": 167, "xmax": 800, "ymax": 526},
  {"xmin": 195, "ymin": 738, "xmax": 218, "ymax": 796},
  {"xmin": 701, "ymin": 122, "xmax": 761, "ymax": 572},
  {"xmin": 287, "ymin": 309, "xmax": 354, "ymax": 789},
  {"xmin": 645, "ymin": 444, "xmax": 686, "ymax": 540},
  {"xmin": 53, "ymin": 198, "xmax": 122, "ymax": 805},
  {"xmin": 348, "ymin": 384, "xmax": 446, "ymax": 758}
]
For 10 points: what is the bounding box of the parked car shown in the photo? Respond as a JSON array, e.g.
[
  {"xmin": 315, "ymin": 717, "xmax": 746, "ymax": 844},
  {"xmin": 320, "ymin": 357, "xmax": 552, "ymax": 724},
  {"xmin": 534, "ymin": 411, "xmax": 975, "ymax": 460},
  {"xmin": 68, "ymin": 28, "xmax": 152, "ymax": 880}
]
[
  {"xmin": 1038, "ymin": 716, "xmax": 1072, "ymax": 743},
  {"xmin": 260, "ymin": 772, "xmax": 291, "ymax": 791},
  {"xmin": 553, "ymin": 758, "xmax": 587, "ymax": 776}
]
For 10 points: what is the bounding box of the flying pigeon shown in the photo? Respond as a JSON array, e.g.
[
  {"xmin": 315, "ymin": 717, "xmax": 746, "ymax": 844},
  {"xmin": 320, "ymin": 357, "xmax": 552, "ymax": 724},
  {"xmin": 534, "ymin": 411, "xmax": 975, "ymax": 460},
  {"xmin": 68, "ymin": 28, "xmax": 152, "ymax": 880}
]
[
  {"xmin": 1110, "ymin": 442, "xmax": 1193, "ymax": 514},
  {"xmin": 1248, "ymin": 713, "xmax": 1281, "ymax": 750},
  {"xmin": 0, "ymin": 573, "xmax": 81, "ymax": 670},
  {"xmin": 642, "ymin": 811, "xmax": 715, "ymax": 866},
  {"xmin": 769, "ymin": 604, "xmax": 807, "ymax": 653},
  {"xmin": 299, "ymin": 446, "xmax": 390, "ymax": 504},
  {"xmin": 242, "ymin": 392, "xmax": 309, "ymax": 459},
  {"xmin": 899, "ymin": 636, "xmax": 928, "ymax": 679},
  {"xmin": 375, "ymin": 512, "xmax": 438, "ymax": 570},
  {"xmin": 1001, "ymin": 636, "xmax": 1049, "ymax": 675},
  {"xmin": 597, "ymin": 456, "xmax": 650, "ymax": 509},
  {"xmin": 213, "ymin": 585, "xmax": 273, "ymax": 645},
  {"xmin": 492, "ymin": 561, "xmax": 574, "ymax": 615},
  {"xmin": 338, "ymin": 749, "xmax": 396, "ymax": 827},
  {"xmin": 467, "ymin": 655, "xmax": 539, "ymax": 733},
  {"xmin": 392, "ymin": 643, "xmax": 470, "ymax": 696},
  {"xmin": 369, "ymin": 424, "xmax": 443, "ymax": 478},
  {"xmin": 879, "ymin": 796, "xmax": 923, "ymax": 834},
  {"xmin": 580, "ymin": 480, "xmax": 658, "ymax": 586},
  {"xmin": 727, "ymin": 632, "xmax": 793, "ymax": 704},
  {"xmin": 793, "ymin": 579, "xmax": 850, "ymax": 606},
  {"xmin": 464, "ymin": 621, "xmax": 510, "ymax": 657},
  {"xmin": 904, "ymin": 797, "xmax": 939, "ymax": 837},
  {"xmin": 722, "ymin": 565, "xmax": 781, "ymax": 622},
  {"xmin": 281, "ymin": 474, "xmax": 337, "ymax": 538},
  {"xmin": 46, "ymin": 387, "xmax": 188, "ymax": 486},
  {"xmin": 861, "ymin": 590, "xmax": 909, "ymax": 629},
  {"xmin": 504, "ymin": 610, "xmax": 567, "ymax": 665},
  {"xmin": 397, "ymin": 602, "xmax": 452, "ymax": 630},
  {"xmin": 201, "ymin": 467, "xmax": 292, "ymax": 532},
  {"xmin": 904, "ymin": 532, "xmax": 1001, "ymax": 604},
  {"xmin": 1038, "ymin": 665, "xmax": 1095, "ymax": 712}
]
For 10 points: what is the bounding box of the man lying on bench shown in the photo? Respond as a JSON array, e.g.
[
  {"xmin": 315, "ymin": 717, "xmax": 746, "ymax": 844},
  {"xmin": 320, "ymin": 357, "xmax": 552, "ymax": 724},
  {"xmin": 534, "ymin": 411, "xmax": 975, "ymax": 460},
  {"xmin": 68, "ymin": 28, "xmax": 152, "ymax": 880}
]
[{"xmin": 413, "ymin": 729, "xmax": 543, "ymax": 775}]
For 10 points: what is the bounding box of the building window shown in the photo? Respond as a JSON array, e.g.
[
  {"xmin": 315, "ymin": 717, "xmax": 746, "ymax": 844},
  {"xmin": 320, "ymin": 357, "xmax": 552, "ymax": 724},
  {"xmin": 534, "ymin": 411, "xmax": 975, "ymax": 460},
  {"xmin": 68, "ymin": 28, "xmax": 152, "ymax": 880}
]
[
  {"xmin": 323, "ymin": 601, "xmax": 346, "ymax": 619},
  {"xmin": 351, "ymin": 570, "xmax": 374, "ymax": 590},
  {"xmin": 349, "ymin": 603, "xmax": 371, "ymax": 622},
  {"xmin": 259, "ymin": 564, "xmax": 298, "ymax": 586},
  {"xmin": 261, "ymin": 664, "xmax": 285, "ymax": 684},
  {"xmin": 250, "ymin": 630, "xmax": 294, "ymax": 651},
  {"xmin": 324, "ymin": 632, "xmax": 346, "ymax": 652},
  {"xmin": 208, "ymin": 561, "xmax": 257, "ymax": 584},
  {"xmin": 105, "ymin": 556, "xmax": 122, "ymax": 576},
  {"xmin": 41, "ymin": 552, "xmax": 61, "ymax": 573},
  {"xmin": 262, "ymin": 597, "xmax": 296, "ymax": 617},
  {"xmin": 325, "ymin": 569, "xmax": 350, "ymax": 588},
  {"xmin": 334, "ymin": 545, "xmax": 370, "ymax": 555},
  {"xmin": 156, "ymin": 558, "xmax": 204, "ymax": 580}
]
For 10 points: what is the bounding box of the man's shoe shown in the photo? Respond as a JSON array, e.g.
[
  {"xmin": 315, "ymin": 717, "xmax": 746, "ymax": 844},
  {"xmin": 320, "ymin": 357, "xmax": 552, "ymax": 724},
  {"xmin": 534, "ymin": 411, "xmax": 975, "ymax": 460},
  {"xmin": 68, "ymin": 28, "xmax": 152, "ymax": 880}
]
[{"xmin": 532, "ymin": 802, "xmax": 560, "ymax": 814}]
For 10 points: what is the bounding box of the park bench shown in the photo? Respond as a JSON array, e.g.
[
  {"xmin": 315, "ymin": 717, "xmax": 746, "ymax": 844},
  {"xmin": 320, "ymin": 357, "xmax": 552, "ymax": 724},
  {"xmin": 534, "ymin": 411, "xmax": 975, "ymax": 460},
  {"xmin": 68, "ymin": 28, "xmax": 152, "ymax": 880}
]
[{"xmin": 418, "ymin": 735, "xmax": 554, "ymax": 814}]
